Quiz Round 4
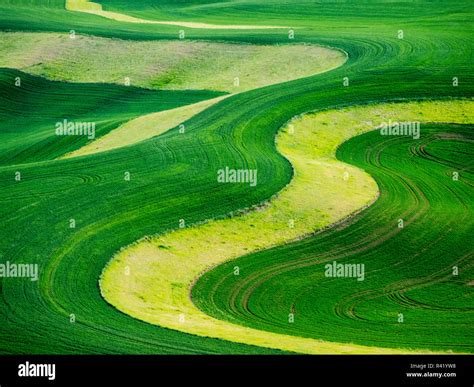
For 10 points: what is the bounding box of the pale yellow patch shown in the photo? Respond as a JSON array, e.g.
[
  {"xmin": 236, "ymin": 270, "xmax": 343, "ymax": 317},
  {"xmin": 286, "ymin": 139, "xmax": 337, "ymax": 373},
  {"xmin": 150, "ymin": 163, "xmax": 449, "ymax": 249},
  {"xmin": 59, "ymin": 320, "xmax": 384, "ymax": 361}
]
[
  {"xmin": 39, "ymin": 33, "xmax": 344, "ymax": 158},
  {"xmin": 0, "ymin": 32, "xmax": 347, "ymax": 92},
  {"xmin": 101, "ymin": 100, "xmax": 474, "ymax": 354},
  {"xmin": 65, "ymin": 0, "xmax": 287, "ymax": 29}
]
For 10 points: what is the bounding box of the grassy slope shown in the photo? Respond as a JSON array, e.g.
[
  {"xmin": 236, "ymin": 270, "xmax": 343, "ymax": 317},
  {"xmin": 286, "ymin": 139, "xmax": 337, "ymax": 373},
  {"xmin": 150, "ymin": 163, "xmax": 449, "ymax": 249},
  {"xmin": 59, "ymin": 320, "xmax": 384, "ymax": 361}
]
[
  {"xmin": 0, "ymin": 32, "xmax": 345, "ymax": 92},
  {"xmin": 62, "ymin": 95, "xmax": 228, "ymax": 157},
  {"xmin": 97, "ymin": 0, "xmax": 473, "ymax": 28},
  {"xmin": 102, "ymin": 101, "xmax": 472, "ymax": 353},
  {"xmin": 0, "ymin": 68, "xmax": 223, "ymax": 165},
  {"xmin": 0, "ymin": 31, "xmax": 345, "ymax": 160},
  {"xmin": 0, "ymin": 1, "xmax": 472, "ymax": 354},
  {"xmin": 66, "ymin": 0, "xmax": 287, "ymax": 29},
  {"xmin": 193, "ymin": 121, "xmax": 474, "ymax": 352}
]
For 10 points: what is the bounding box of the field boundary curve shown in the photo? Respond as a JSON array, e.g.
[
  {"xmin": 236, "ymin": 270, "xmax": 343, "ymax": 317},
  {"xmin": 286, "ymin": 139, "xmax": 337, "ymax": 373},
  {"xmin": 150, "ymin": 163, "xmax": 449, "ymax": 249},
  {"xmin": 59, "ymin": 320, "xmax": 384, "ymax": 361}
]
[
  {"xmin": 65, "ymin": 0, "xmax": 288, "ymax": 29},
  {"xmin": 100, "ymin": 99, "xmax": 473, "ymax": 354}
]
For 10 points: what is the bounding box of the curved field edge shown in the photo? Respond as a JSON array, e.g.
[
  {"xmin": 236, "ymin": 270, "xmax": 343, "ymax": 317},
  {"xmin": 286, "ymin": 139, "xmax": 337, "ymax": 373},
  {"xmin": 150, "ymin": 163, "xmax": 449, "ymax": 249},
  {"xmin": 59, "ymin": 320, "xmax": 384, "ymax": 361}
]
[
  {"xmin": 0, "ymin": 0, "xmax": 471, "ymax": 357},
  {"xmin": 0, "ymin": 32, "xmax": 346, "ymax": 162},
  {"xmin": 65, "ymin": 0, "xmax": 287, "ymax": 29},
  {"xmin": 61, "ymin": 51, "xmax": 347, "ymax": 157},
  {"xmin": 0, "ymin": 32, "xmax": 347, "ymax": 93},
  {"xmin": 0, "ymin": 67, "xmax": 223, "ymax": 166},
  {"xmin": 193, "ymin": 122, "xmax": 473, "ymax": 353},
  {"xmin": 61, "ymin": 95, "xmax": 228, "ymax": 158},
  {"xmin": 100, "ymin": 100, "xmax": 473, "ymax": 354}
]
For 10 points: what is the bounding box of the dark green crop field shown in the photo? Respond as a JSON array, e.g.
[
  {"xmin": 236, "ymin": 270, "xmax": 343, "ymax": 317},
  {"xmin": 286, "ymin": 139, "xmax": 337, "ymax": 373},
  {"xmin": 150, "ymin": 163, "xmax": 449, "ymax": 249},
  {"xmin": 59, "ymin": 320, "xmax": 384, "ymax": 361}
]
[{"xmin": 0, "ymin": 0, "xmax": 472, "ymax": 354}]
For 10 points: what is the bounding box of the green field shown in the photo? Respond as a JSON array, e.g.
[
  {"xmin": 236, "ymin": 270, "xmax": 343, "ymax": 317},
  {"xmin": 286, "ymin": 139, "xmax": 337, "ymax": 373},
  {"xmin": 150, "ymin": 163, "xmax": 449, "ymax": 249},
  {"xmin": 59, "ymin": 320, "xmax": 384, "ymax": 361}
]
[
  {"xmin": 0, "ymin": 32, "xmax": 345, "ymax": 92},
  {"xmin": 100, "ymin": 101, "xmax": 472, "ymax": 354},
  {"xmin": 0, "ymin": 0, "xmax": 472, "ymax": 354},
  {"xmin": 193, "ymin": 122, "xmax": 473, "ymax": 352}
]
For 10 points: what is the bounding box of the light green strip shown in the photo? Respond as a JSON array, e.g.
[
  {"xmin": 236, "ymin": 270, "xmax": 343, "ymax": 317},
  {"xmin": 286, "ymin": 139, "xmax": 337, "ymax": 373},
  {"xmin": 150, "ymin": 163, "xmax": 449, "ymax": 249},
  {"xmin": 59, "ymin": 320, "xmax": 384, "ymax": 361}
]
[
  {"xmin": 0, "ymin": 31, "xmax": 346, "ymax": 93},
  {"xmin": 65, "ymin": 0, "xmax": 288, "ymax": 29},
  {"xmin": 61, "ymin": 96, "xmax": 229, "ymax": 158}
]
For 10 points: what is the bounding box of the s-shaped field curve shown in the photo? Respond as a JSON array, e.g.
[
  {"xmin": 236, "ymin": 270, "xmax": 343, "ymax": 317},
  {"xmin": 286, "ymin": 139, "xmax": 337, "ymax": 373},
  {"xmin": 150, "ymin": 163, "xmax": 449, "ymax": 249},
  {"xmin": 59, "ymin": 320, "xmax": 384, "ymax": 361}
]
[
  {"xmin": 193, "ymin": 120, "xmax": 474, "ymax": 353},
  {"xmin": 101, "ymin": 100, "xmax": 473, "ymax": 354}
]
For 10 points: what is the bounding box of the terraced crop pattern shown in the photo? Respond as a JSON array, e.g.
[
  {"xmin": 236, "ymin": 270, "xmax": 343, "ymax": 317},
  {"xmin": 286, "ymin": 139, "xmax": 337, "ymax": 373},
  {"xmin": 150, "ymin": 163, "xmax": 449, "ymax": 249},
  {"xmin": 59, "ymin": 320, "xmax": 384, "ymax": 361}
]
[{"xmin": 0, "ymin": 0, "xmax": 472, "ymax": 356}]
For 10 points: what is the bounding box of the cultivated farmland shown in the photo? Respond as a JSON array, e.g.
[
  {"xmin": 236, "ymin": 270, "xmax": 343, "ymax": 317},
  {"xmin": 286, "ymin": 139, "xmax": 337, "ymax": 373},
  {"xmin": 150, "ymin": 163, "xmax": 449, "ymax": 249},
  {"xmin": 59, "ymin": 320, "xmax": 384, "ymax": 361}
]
[{"xmin": 0, "ymin": 0, "xmax": 472, "ymax": 355}]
